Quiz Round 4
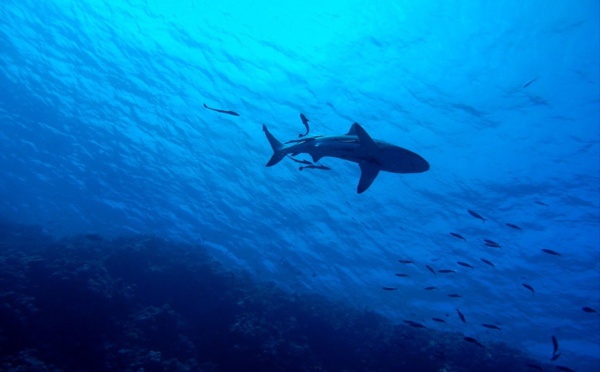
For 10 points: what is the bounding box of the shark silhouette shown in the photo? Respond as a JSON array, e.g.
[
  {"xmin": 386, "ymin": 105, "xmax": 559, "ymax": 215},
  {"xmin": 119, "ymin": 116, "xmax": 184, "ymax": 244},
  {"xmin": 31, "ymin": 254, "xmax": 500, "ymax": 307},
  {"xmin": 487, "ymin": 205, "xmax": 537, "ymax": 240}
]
[{"xmin": 263, "ymin": 122, "xmax": 429, "ymax": 193}]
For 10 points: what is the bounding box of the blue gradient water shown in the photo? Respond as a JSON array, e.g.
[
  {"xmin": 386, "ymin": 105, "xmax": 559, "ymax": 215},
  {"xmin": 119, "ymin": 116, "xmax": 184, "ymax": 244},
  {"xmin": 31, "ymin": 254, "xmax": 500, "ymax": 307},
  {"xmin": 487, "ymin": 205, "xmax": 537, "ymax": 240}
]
[{"xmin": 1, "ymin": 0, "xmax": 598, "ymax": 370}]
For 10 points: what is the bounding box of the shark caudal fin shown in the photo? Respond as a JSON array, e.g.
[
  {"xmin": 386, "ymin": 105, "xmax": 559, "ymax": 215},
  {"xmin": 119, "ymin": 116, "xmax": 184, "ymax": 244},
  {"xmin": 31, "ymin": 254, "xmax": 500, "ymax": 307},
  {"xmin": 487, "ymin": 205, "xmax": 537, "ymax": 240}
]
[{"xmin": 262, "ymin": 125, "xmax": 286, "ymax": 166}]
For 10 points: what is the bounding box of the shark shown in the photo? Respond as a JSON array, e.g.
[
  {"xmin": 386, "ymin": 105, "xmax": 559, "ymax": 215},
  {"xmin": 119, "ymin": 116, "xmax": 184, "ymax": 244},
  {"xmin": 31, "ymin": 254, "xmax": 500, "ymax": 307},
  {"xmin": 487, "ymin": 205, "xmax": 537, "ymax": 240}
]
[{"xmin": 262, "ymin": 121, "xmax": 429, "ymax": 193}]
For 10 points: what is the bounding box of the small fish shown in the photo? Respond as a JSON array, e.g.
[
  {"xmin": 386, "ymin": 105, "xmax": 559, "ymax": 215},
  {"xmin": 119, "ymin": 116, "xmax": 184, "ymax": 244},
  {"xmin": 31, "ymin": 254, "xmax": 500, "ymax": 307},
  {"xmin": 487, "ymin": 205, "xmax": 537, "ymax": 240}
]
[
  {"xmin": 480, "ymin": 258, "xmax": 495, "ymax": 267},
  {"xmin": 425, "ymin": 264, "xmax": 436, "ymax": 275},
  {"xmin": 456, "ymin": 308, "xmax": 466, "ymax": 323},
  {"xmin": 424, "ymin": 286, "xmax": 438, "ymax": 290},
  {"xmin": 450, "ymin": 232, "xmax": 466, "ymax": 241},
  {"xmin": 431, "ymin": 318, "xmax": 446, "ymax": 323},
  {"xmin": 408, "ymin": 322, "xmax": 427, "ymax": 329},
  {"xmin": 464, "ymin": 336, "xmax": 484, "ymax": 347},
  {"xmin": 468, "ymin": 209, "xmax": 487, "ymax": 223},
  {"xmin": 552, "ymin": 335, "xmax": 560, "ymax": 359},
  {"xmin": 582, "ymin": 306, "xmax": 597, "ymax": 313},
  {"xmin": 299, "ymin": 164, "xmax": 331, "ymax": 171},
  {"xmin": 526, "ymin": 363, "xmax": 543, "ymax": 370},
  {"xmin": 438, "ymin": 269, "xmax": 456, "ymax": 274},
  {"xmin": 298, "ymin": 113, "xmax": 310, "ymax": 137},
  {"xmin": 203, "ymin": 103, "xmax": 240, "ymax": 116},
  {"xmin": 542, "ymin": 248, "xmax": 561, "ymax": 256},
  {"xmin": 534, "ymin": 200, "xmax": 548, "ymax": 206},
  {"xmin": 447, "ymin": 294, "xmax": 462, "ymax": 298},
  {"xmin": 481, "ymin": 323, "xmax": 501, "ymax": 331},
  {"xmin": 483, "ymin": 239, "xmax": 500, "ymax": 245},
  {"xmin": 506, "ymin": 223, "xmax": 522, "ymax": 230},
  {"xmin": 522, "ymin": 77, "xmax": 538, "ymax": 88},
  {"xmin": 395, "ymin": 273, "xmax": 409, "ymax": 277},
  {"xmin": 286, "ymin": 156, "xmax": 313, "ymax": 165},
  {"xmin": 522, "ymin": 283, "xmax": 535, "ymax": 295},
  {"xmin": 398, "ymin": 260, "xmax": 414, "ymax": 264},
  {"xmin": 457, "ymin": 261, "xmax": 474, "ymax": 269},
  {"xmin": 485, "ymin": 242, "xmax": 502, "ymax": 248},
  {"xmin": 382, "ymin": 287, "xmax": 397, "ymax": 291}
]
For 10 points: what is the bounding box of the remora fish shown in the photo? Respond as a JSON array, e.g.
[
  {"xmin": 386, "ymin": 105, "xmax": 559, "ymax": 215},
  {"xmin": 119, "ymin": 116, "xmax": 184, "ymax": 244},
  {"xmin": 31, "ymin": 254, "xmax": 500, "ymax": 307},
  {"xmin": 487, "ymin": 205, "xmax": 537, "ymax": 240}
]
[
  {"xmin": 464, "ymin": 336, "xmax": 484, "ymax": 348},
  {"xmin": 481, "ymin": 323, "xmax": 501, "ymax": 331},
  {"xmin": 425, "ymin": 264, "xmax": 436, "ymax": 275},
  {"xmin": 299, "ymin": 113, "xmax": 310, "ymax": 137},
  {"xmin": 299, "ymin": 164, "xmax": 331, "ymax": 171},
  {"xmin": 480, "ymin": 258, "xmax": 495, "ymax": 267},
  {"xmin": 506, "ymin": 223, "xmax": 522, "ymax": 230},
  {"xmin": 522, "ymin": 283, "xmax": 535, "ymax": 295},
  {"xmin": 263, "ymin": 122, "xmax": 429, "ymax": 193},
  {"xmin": 551, "ymin": 335, "xmax": 560, "ymax": 361},
  {"xmin": 542, "ymin": 248, "xmax": 561, "ymax": 256},
  {"xmin": 467, "ymin": 209, "xmax": 487, "ymax": 223},
  {"xmin": 203, "ymin": 103, "xmax": 240, "ymax": 116},
  {"xmin": 450, "ymin": 232, "xmax": 466, "ymax": 241},
  {"xmin": 456, "ymin": 308, "xmax": 466, "ymax": 323},
  {"xmin": 457, "ymin": 261, "xmax": 474, "ymax": 269}
]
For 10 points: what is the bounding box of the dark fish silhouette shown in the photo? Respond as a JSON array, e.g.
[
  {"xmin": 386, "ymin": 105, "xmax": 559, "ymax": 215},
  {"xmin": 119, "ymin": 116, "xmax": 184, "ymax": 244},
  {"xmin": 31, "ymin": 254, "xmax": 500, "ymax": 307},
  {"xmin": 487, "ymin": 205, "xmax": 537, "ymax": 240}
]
[
  {"xmin": 398, "ymin": 260, "xmax": 414, "ymax": 264},
  {"xmin": 480, "ymin": 258, "xmax": 495, "ymax": 267},
  {"xmin": 542, "ymin": 248, "xmax": 561, "ymax": 256},
  {"xmin": 404, "ymin": 320, "xmax": 427, "ymax": 328},
  {"xmin": 382, "ymin": 287, "xmax": 397, "ymax": 291},
  {"xmin": 298, "ymin": 113, "xmax": 310, "ymax": 137},
  {"xmin": 432, "ymin": 317, "xmax": 446, "ymax": 323},
  {"xmin": 395, "ymin": 273, "xmax": 409, "ymax": 277},
  {"xmin": 203, "ymin": 103, "xmax": 240, "ymax": 116},
  {"xmin": 448, "ymin": 294, "xmax": 462, "ymax": 298},
  {"xmin": 299, "ymin": 164, "xmax": 331, "ymax": 171},
  {"xmin": 582, "ymin": 306, "xmax": 597, "ymax": 313},
  {"xmin": 483, "ymin": 239, "xmax": 499, "ymax": 245},
  {"xmin": 534, "ymin": 200, "xmax": 548, "ymax": 206},
  {"xmin": 522, "ymin": 77, "xmax": 538, "ymax": 88},
  {"xmin": 468, "ymin": 209, "xmax": 487, "ymax": 223},
  {"xmin": 464, "ymin": 336, "xmax": 484, "ymax": 347},
  {"xmin": 438, "ymin": 269, "xmax": 456, "ymax": 274},
  {"xmin": 457, "ymin": 261, "xmax": 474, "ymax": 269},
  {"xmin": 287, "ymin": 156, "xmax": 313, "ymax": 165},
  {"xmin": 424, "ymin": 286, "xmax": 438, "ymax": 290},
  {"xmin": 482, "ymin": 323, "xmax": 501, "ymax": 331},
  {"xmin": 526, "ymin": 363, "xmax": 543, "ymax": 370},
  {"xmin": 551, "ymin": 335, "xmax": 561, "ymax": 361},
  {"xmin": 456, "ymin": 308, "xmax": 466, "ymax": 323},
  {"xmin": 506, "ymin": 223, "xmax": 521, "ymax": 230},
  {"xmin": 522, "ymin": 283, "xmax": 535, "ymax": 295},
  {"xmin": 450, "ymin": 232, "xmax": 466, "ymax": 241},
  {"xmin": 425, "ymin": 264, "xmax": 436, "ymax": 275}
]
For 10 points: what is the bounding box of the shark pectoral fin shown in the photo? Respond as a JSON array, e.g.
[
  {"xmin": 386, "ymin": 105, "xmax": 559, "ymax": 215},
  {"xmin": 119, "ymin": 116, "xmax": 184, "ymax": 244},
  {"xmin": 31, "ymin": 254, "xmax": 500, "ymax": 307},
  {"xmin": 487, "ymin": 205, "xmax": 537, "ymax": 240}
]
[{"xmin": 357, "ymin": 163, "xmax": 380, "ymax": 193}]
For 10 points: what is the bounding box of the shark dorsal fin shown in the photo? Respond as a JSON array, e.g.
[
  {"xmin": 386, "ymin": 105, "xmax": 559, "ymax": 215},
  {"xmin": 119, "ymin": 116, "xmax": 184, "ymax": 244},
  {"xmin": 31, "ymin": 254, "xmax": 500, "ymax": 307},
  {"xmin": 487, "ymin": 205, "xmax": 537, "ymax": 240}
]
[
  {"xmin": 353, "ymin": 123, "xmax": 378, "ymax": 153},
  {"xmin": 357, "ymin": 162, "xmax": 380, "ymax": 193},
  {"xmin": 346, "ymin": 123, "xmax": 361, "ymax": 136}
]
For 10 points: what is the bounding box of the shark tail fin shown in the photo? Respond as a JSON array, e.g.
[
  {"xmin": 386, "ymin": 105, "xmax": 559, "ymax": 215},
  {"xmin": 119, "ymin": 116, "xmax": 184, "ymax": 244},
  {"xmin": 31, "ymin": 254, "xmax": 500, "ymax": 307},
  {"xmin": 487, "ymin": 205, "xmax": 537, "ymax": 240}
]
[{"xmin": 263, "ymin": 124, "xmax": 286, "ymax": 166}]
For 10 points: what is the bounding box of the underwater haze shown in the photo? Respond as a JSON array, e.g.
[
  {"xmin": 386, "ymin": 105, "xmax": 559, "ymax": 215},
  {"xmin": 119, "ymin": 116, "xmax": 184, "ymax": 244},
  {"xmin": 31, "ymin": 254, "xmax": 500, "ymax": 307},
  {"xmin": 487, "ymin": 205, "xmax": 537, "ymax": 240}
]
[{"xmin": 1, "ymin": 0, "xmax": 599, "ymax": 371}]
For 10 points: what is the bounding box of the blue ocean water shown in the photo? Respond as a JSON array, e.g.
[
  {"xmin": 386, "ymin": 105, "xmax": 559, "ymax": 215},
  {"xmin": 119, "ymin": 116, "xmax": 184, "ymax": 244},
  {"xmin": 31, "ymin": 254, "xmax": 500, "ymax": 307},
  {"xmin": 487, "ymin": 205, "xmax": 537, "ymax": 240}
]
[{"xmin": 0, "ymin": 0, "xmax": 598, "ymax": 370}]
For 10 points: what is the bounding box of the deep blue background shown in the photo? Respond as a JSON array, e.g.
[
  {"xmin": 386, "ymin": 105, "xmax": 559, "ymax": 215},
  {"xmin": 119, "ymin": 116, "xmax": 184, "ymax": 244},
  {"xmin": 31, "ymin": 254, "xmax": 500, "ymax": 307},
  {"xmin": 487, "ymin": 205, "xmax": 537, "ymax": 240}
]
[{"xmin": 1, "ymin": 0, "xmax": 598, "ymax": 370}]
